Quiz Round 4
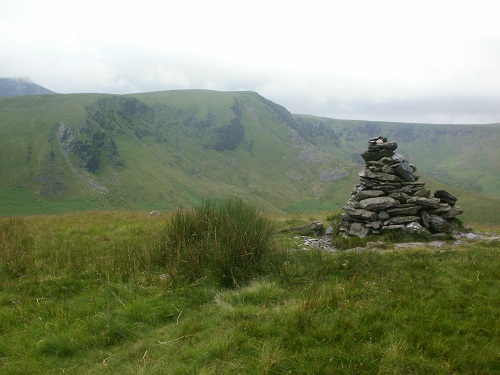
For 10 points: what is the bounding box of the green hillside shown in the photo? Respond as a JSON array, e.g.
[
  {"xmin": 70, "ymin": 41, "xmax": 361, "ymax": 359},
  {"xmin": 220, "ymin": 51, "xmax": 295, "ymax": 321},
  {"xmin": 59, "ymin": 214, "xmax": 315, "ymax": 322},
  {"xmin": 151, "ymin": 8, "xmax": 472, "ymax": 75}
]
[
  {"xmin": 0, "ymin": 90, "xmax": 499, "ymax": 224},
  {"xmin": 0, "ymin": 91, "xmax": 355, "ymax": 215}
]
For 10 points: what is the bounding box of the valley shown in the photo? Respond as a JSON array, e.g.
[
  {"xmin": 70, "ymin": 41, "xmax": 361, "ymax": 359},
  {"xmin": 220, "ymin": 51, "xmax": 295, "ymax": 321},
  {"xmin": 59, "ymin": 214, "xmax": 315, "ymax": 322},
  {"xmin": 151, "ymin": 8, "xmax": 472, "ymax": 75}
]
[{"xmin": 0, "ymin": 89, "xmax": 499, "ymax": 224}]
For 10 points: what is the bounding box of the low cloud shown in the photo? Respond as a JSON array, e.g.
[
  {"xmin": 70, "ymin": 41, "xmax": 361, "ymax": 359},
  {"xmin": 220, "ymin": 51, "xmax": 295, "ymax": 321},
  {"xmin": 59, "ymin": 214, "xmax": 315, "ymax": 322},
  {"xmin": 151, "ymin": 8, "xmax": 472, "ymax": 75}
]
[{"xmin": 1, "ymin": 0, "xmax": 500, "ymax": 124}]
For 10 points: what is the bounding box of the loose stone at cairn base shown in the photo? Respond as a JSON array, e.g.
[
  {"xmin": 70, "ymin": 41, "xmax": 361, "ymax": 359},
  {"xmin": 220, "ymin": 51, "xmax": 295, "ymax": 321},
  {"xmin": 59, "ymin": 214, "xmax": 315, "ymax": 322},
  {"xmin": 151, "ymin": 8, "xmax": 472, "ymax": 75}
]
[{"xmin": 340, "ymin": 136, "xmax": 463, "ymax": 238}]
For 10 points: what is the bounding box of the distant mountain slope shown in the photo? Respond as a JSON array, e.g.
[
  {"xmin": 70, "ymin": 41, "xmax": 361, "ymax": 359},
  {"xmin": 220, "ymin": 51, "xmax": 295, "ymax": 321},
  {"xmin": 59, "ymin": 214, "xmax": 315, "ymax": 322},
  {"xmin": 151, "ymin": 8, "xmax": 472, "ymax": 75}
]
[
  {"xmin": 0, "ymin": 77, "xmax": 55, "ymax": 97},
  {"xmin": 294, "ymin": 115, "xmax": 500, "ymax": 199},
  {"xmin": 0, "ymin": 90, "xmax": 499, "ymax": 224}
]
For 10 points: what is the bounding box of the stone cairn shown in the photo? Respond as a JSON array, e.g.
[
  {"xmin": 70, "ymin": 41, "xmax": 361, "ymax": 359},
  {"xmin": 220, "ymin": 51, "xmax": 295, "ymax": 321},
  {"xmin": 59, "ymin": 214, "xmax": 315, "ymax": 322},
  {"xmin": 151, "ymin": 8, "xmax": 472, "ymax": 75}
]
[{"xmin": 340, "ymin": 136, "xmax": 463, "ymax": 238}]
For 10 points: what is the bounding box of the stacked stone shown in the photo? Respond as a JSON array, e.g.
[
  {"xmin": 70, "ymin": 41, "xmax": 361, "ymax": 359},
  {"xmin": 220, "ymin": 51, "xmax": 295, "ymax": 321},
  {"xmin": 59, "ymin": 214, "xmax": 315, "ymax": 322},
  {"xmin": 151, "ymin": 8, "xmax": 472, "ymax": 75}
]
[{"xmin": 340, "ymin": 136, "xmax": 463, "ymax": 238}]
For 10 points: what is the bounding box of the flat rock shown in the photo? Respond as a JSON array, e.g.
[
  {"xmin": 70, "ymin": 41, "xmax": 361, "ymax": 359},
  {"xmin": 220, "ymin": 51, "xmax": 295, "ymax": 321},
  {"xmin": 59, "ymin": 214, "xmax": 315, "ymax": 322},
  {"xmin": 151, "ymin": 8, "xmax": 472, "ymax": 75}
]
[
  {"xmin": 368, "ymin": 137, "xmax": 398, "ymax": 151},
  {"xmin": 388, "ymin": 192, "xmax": 409, "ymax": 203},
  {"xmin": 358, "ymin": 196, "xmax": 398, "ymax": 212},
  {"xmin": 381, "ymin": 224, "xmax": 405, "ymax": 231},
  {"xmin": 343, "ymin": 207, "xmax": 378, "ymax": 221},
  {"xmin": 395, "ymin": 242, "xmax": 425, "ymax": 248},
  {"xmin": 283, "ymin": 221, "xmax": 324, "ymax": 235},
  {"xmin": 407, "ymin": 196, "xmax": 441, "ymax": 209},
  {"xmin": 434, "ymin": 190, "xmax": 458, "ymax": 206},
  {"xmin": 354, "ymin": 190, "xmax": 386, "ymax": 201},
  {"xmin": 414, "ymin": 189, "xmax": 431, "ymax": 197},
  {"xmin": 386, "ymin": 215, "xmax": 420, "ymax": 225},
  {"xmin": 346, "ymin": 199, "xmax": 362, "ymax": 209},
  {"xmin": 359, "ymin": 170, "xmax": 401, "ymax": 182},
  {"xmin": 361, "ymin": 149, "xmax": 396, "ymax": 162},
  {"xmin": 387, "ymin": 206, "xmax": 420, "ymax": 216}
]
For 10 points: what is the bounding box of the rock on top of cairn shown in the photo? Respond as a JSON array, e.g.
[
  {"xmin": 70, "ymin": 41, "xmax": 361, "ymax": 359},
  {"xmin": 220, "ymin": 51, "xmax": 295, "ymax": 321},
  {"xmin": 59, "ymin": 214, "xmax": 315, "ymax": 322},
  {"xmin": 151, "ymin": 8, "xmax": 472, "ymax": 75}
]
[{"xmin": 361, "ymin": 136, "xmax": 398, "ymax": 162}]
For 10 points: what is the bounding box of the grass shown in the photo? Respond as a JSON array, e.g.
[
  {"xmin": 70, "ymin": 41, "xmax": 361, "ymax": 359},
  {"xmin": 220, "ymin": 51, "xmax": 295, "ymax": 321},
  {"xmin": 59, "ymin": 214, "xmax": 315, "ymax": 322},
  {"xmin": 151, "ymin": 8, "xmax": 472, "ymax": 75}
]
[
  {"xmin": 161, "ymin": 198, "xmax": 276, "ymax": 287},
  {"xmin": 0, "ymin": 203, "xmax": 499, "ymax": 374}
]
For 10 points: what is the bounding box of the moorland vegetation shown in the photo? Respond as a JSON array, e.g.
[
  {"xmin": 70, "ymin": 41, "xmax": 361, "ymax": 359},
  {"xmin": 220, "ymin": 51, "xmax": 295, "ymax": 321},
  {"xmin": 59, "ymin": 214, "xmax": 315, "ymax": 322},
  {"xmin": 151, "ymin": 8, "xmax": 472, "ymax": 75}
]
[{"xmin": 1, "ymin": 200, "xmax": 498, "ymax": 374}]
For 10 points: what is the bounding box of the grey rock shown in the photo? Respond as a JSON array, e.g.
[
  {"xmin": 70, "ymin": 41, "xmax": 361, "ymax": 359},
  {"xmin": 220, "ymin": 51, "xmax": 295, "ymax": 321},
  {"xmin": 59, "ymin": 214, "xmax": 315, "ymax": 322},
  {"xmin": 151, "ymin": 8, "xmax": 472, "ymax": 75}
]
[
  {"xmin": 404, "ymin": 222, "xmax": 429, "ymax": 235},
  {"xmin": 448, "ymin": 205, "xmax": 463, "ymax": 217},
  {"xmin": 359, "ymin": 169, "xmax": 401, "ymax": 182},
  {"xmin": 387, "ymin": 206, "xmax": 420, "ymax": 216},
  {"xmin": 428, "ymin": 215, "xmax": 453, "ymax": 233},
  {"xmin": 346, "ymin": 199, "xmax": 361, "ymax": 208},
  {"xmin": 401, "ymin": 181, "xmax": 426, "ymax": 188},
  {"xmin": 350, "ymin": 186, "xmax": 364, "ymax": 195},
  {"xmin": 392, "ymin": 161, "xmax": 416, "ymax": 182},
  {"xmin": 381, "ymin": 224, "xmax": 405, "ymax": 231},
  {"xmin": 391, "ymin": 153, "xmax": 406, "ymax": 163},
  {"xmin": 428, "ymin": 204, "xmax": 463, "ymax": 218},
  {"xmin": 434, "ymin": 190, "xmax": 458, "ymax": 206},
  {"xmin": 428, "ymin": 204, "xmax": 453, "ymax": 217},
  {"xmin": 361, "ymin": 181, "xmax": 402, "ymax": 192},
  {"xmin": 464, "ymin": 232, "xmax": 480, "ymax": 240},
  {"xmin": 368, "ymin": 137, "xmax": 398, "ymax": 151},
  {"xmin": 406, "ymin": 196, "xmax": 441, "ymax": 209},
  {"xmin": 349, "ymin": 222, "xmax": 370, "ymax": 238},
  {"xmin": 378, "ymin": 211, "xmax": 390, "ymax": 221},
  {"xmin": 414, "ymin": 189, "xmax": 431, "ymax": 197},
  {"xmin": 354, "ymin": 190, "xmax": 386, "ymax": 201},
  {"xmin": 358, "ymin": 196, "xmax": 398, "ymax": 211},
  {"xmin": 395, "ymin": 242, "xmax": 425, "ymax": 248},
  {"xmin": 283, "ymin": 221, "xmax": 324, "ymax": 235},
  {"xmin": 380, "ymin": 156, "xmax": 398, "ymax": 165},
  {"xmin": 389, "ymin": 192, "xmax": 409, "ymax": 203},
  {"xmin": 379, "ymin": 141, "xmax": 398, "ymax": 151},
  {"xmin": 340, "ymin": 212, "xmax": 364, "ymax": 223},
  {"xmin": 365, "ymin": 221, "xmax": 383, "ymax": 230},
  {"xmin": 453, "ymin": 232, "xmax": 480, "ymax": 240},
  {"xmin": 343, "ymin": 207, "xmax": 378, "ymax": 221},
  {"xmin": 361, "ymin": 149, "xmax": 395, "ymax": 162},
  {"xmin": 386, "ymin": 215, "xmax": 420, "ymax": 225},
  {"xmin": 420, "ymin": 211, "xmax": 430, "ymax": 228}
]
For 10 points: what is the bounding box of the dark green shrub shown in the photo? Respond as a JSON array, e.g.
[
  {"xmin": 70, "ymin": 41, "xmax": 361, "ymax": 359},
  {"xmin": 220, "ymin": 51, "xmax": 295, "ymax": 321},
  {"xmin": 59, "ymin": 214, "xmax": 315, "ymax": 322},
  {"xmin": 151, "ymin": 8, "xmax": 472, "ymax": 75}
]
[{"xmin": 162, "ymin": 199, "xmax": 275, "ymax": 287}]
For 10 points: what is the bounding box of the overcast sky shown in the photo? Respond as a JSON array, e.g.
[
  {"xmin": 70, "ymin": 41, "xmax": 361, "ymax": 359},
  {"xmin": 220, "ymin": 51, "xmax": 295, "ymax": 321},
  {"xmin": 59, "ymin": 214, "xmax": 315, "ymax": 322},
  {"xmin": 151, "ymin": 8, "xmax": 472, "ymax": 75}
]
[{"xmin": 1, "ymin": 0, "xmax": 500, "ymax": 124}]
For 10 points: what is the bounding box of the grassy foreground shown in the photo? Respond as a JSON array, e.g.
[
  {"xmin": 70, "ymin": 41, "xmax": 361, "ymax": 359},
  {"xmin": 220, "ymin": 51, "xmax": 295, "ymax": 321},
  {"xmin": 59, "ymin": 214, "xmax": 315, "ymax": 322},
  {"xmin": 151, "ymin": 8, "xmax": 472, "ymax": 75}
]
[{"xmin": 1, "ymin": 203, "xmax": 499, "ymax": 374}]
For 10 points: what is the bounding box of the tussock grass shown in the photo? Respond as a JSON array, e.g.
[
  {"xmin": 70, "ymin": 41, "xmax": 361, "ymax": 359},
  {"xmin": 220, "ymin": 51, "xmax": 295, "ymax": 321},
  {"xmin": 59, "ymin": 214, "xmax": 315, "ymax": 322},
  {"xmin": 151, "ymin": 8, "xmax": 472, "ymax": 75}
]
[
  {"xmin": 162, "ymin": 198, "xmax": 276, "ymax": 287},
  {"xmin": 0, "ymin": 207, "xmax": 498, "ymax": 374}
]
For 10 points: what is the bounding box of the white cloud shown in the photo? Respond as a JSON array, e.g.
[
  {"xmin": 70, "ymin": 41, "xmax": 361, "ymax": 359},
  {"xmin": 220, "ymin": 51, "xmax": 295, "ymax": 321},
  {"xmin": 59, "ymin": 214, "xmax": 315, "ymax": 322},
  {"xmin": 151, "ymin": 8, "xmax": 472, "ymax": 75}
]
[{"xmin": 1, "ymin": 0, "xmax": 500, "ymax": 123}]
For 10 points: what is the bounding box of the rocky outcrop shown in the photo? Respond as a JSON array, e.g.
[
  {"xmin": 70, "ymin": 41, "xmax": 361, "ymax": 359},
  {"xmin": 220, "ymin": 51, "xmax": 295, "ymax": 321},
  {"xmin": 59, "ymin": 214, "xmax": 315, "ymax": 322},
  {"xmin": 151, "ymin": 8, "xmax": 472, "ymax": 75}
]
[{"xmin": 340, "ymin": 136, "xmax": 463, "ymax": 238}]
